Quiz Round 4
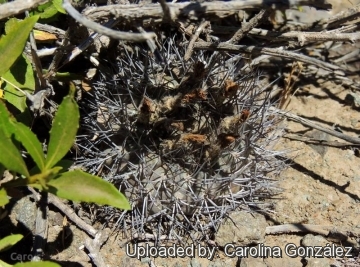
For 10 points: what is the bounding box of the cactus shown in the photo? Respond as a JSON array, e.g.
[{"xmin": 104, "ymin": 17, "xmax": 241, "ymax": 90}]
[{"xmin": 75, "ymin": 34, "xmax": 285, "ymax": 242}]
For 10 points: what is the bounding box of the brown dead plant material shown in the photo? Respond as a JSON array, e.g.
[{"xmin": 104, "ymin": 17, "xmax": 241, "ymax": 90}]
[
  {"xmin": 180, "ymin": 133, "xmax": 208, "ymax": 144},
  {"xmin": 240, "ymin": 109, "xmax": 251, "ymax": 122},
  {"xmin": 182, "ymin": 89, "xmax": 207, "ymax": 103},
  {"xmin": 217, "ymin": 133, "xmax": 238, "ymax": 148},
  {"xmin": 140, "ymin": 97, "xmax": 154, "ymax": 114},
  {"xmin": 279, "ymin": 61, "xmax": 304, "ymax": 109},
  {"xmin": 224, "ymin": 79, "xmax": 240, "ymax": 98}
]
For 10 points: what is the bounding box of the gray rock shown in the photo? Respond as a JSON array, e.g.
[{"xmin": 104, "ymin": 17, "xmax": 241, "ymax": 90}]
[
  {"xmin": 140, "ymin": 257, "xmax": 151, "ymax": 264},
  {"xmin": 301, "ymin": 234, "xmax": 332, "ymax": 267},
  {"xmin": 345, "ymin": 93, "xmax": 360, "ymax": 108},
  {"xmin": 189, "ymin": 258, "xmax": 201, "ymax": 267},
  {"xmin": 240, "ymin": 257, "xmax": 268, "ymax": 267},
  {"xmin": 264, "ymin": 257, "xmax": 301, "ymax": 267},
  {"xmin": 301, "ymin": 234, "xmax": 328, "ymax": 247},
  {"xmin": 12, "ymin": 195, "xmax": 37, "ymax": 231},
  {"xmin": 305, "ymin": 257, "xmax": 331, "ymax": 267},
  {"xmin": 304, "ymin": 130, "xmax": 329, "ymax": 157},
  {"xmin": 215, "ymin": 211, "xmax": 267, "ymax": 246},
  {"xmin": 209, "ymin": 259, "xmax": 232, "ymax": 267}
]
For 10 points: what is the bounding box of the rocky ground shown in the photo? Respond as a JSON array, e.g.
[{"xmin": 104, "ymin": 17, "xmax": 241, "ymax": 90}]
[{"xmin": 1, "ymin": 0, "xmax": 360, "ymax": 266}]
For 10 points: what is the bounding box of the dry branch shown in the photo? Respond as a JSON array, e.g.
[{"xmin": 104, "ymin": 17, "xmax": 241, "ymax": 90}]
[
  {"xmin": 48, "ymin": 194, "xmax": 98, "ymax": 237},
  {"xmin": 298, "ymin": 3, "xmax": 360, "ymax": 31},
  {"xmin": 228, "ymin": 9, "xmax": 269, "ymax": 44},
  {"xmin": 62, "ymin": 0, "xmax": 156, "ymax": 42},
  {"xmin": 266, "ymin": 224, "xmax": 330, "ymax": 236},
  {"xmin": 184, "ymin": 21, "xmax": 210, "ymax": 61},
  {"xmin": 62, "ymin": 19, "xmax": 118, "ymax": 66},
  {"xmin": 0, "ymin": 0, "xmax": 48, "ymax": 20},
  {"xmin": 258, "ymin": 30, "xmax": 360, "ymax": 45},
  {"xmin": 271, "ymin": 107, "xmax": 360, "ymax": 145},
  {"xmin": 266, "ymin": 224, "xmax": 360, "ymax": 241},
  {"xmin": 284, "ymin": 134, "xmax": 360, "ymax": 148},
  {"xmin": 34, "ymin": 23, "xmax": 66, "ymax": 38},
  {"xmin": 325, "ymin": 3, "xmax": 360, "ymax": 29},
  {"xmin": 83, "ymin": 0, "xmax": 332, "ymax": 22},
  {"xmin": 193, "ymin": 42, "xmax": 345, "ymax": 73},
  {"xmin": 84, "ymin": 230, "xmax": 109, "ymax": 267},
  {"xmin": 212, "ymin": 26, "xmax": 360, "ymax": 45},
  {"xmin": 158, "ymin": 0, "xmax": 173, "ymax": 22}
]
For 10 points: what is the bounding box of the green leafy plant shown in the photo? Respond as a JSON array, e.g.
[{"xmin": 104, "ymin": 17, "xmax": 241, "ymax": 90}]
[
  {"xmin": 0, "ymin": 16, "xmax": 38, "ymax": 112},
  {"xmin": 0, "ymin": 85, "xmax": 130, "ymax": 209},
  {"xmin": 30, "ymin": 0, "xmax": 66, "ymax": 22},
  {"xmin": 0, "ymin": 85, "xmax": 130, "ymax": 264}
]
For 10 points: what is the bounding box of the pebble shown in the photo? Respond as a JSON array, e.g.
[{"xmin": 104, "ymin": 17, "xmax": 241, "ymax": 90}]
[
  {"xmin": 240, "ymin": 257, "xmax": 268, "ymax": 267},
  {"xmin": 345, "ymin": 93, "xmax": 360, "ymax": 108},
  {"xmin": 216, "ymin": 211, "xmax": 267, "ymax": 246}
]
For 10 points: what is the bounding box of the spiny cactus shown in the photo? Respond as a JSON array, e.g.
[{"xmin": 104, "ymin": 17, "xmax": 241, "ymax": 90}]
[{"xmin": 75, "ymin": 33, "xmax": 285, "ymax": 242}]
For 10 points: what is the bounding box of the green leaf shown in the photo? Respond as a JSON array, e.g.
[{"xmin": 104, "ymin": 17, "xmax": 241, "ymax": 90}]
[
  {"xmin": 32, "ymin": 1, "xmax": 62, "ymax": 21},
  {"xmin": 34, "ymin": 1, "xmax": 52, "ymax": 12},
  {"xmin": 0, "ymin": 128, "xmax": 29, "ymax": 177},
  {"xmin": 0, "ymin": 188, "xmax": 8, "ymax": 206},
  {"xmin": 53, "ymin": 159, "xmax": 73, "ymax": 172},
  {"xmin": 0, "ymin": 16, "xmax": 39, "ymax": 77},
  {"xmin": 45, "ymin": 94, "xmax": 79, "ymax": 169},
  {"xmin": 0, "ymin": 164, "xmax": 5, "ymax": 180},
  {"xmin": 39, "ymin": 4, "xmax": 59, "ymax": 19},
  {"xmin": 14, "ymin": 262, "xmax": 61, "ymax": 267},
  {"xmin": 0, "ymin": 100, "xmax": 45, "ymax": 170},
  {"xmin": 0, "ymin": 259, "xmax": 12, "ymax": 267},
  {"xmin": 0, "ymin": 234, "xmax": 23, "ymax": 252},
  {"xmin": 2, "ymin": 54, "xmax": 36, "ymax": 112},
  {"xmin": 28, "ymin": 167, "xmax": 62, "ymax": 190},
  {"xmin": 52, "ymin": 0, "xmax": 66, "ymax": 14},
  {"xmin": 0, "ymin": 100, "xmax": 16, "ymax": 137},
  {"xmin": 30, "ymin": 160, "xmax": 72, "ymax": 176},
  {"xmin": 35, "ymin": 170, "xmax": 131, "ymax": 210},
  {"xmin": 12, "ymin": 123, "xmax": 45, "ymax": 171}
]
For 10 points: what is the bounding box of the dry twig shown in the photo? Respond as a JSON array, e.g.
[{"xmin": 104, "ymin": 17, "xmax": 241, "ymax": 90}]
[
  {"xmin": 48, "ymin": 194, "xmax": 98, "ymax": 237},
  {"xmin": 228, "ymin": 9, "xmax": 269, "ymax": 44},
  {"xmin": 212, "ymin": 26, "xmax": 360, "ymax": 45},
  {"xmin": 193, "ymin": 42, "xmax": 345, "ymax": 73},
  {"xmin": 184, "ymin": 21, "xmax": 210, "ymax": 61},
  {"xmin": 84, "ymin": 230, "xmax": 109, "ymax": 267},
  {"xmin": 83, "ymin": 1, "xmax": 332, "ymax": 22},
  {"xmin": 61, "ymin": 19, "xmax": 118, "ymax": 66},
  {"xmin": 271, "ymin": 31, "xmax": 360, "ymax": 45},
  {"xmin": 158, "ymin": 0, "xmax": 173, "ymax": 22},
  {"xmin": 266, "ymin": 224, "xmax": 360, "ymax": 241},
  {"xmin": 62, "ymin": 0, "xmax": 156, "ymax": 42},
  {"xmin": 34, "ymin": 23, "xmax": 66, "ymax": 38},
  {"xmin": 0, "ymin": 0, "xmax": 48, "ymax": 20},
  {"xmin": 324, "ymin": 3, "xmax": 360, "ymax": 30},
  {"xmin": 270, "ymin": 107, "xmax": 360, "ymax": 145},
  {"xmin": 284, "ymin": 134, "xmax": 360, "ymax": 148}
]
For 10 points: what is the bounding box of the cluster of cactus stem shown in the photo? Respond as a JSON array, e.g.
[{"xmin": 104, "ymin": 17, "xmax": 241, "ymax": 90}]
[{"xmin": 76, "ymin": 34, "xmax": 284, "ymax": 242}]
